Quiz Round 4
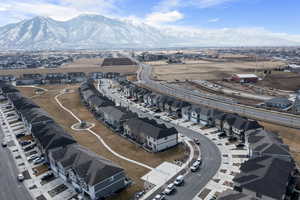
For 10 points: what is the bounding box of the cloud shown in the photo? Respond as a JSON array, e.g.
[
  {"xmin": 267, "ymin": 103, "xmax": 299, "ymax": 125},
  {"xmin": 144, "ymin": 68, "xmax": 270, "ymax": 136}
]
[
  {"xmin": 146, "ymin": 10, "xmax": 184, "ymax": 25},
  {"xmin": 154, "ymin": 0, "xmax": 236, "ymax": 11},
  {"xmin": 208, "ymin": 18, "xmax": 220, "ymax": 23},
  {"xmin": 0, "ymin": 0, "xmax": 120, "ymax": 23}
]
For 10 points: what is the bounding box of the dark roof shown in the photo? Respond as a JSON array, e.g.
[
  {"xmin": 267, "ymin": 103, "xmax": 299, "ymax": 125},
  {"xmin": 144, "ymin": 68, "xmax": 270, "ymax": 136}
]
[
  {"xmin": 246, "ymin": 129, "xmax": 291, "ymax": 157},
  {"xmin": 49, "ymin": 144, "xmax": 124, "ymax": 186},
  {"xmin": 125, "ymin": 118, "xmax": 178, "ymax": 139},
  {"xmin": 99, "ymin": 106, "xmax": 137, "ymax": 121},
  {"xmin": 32, "ymin": 122, "xmax": 76, "ymax": 152},
  {"xmin": 88, "ymin": 95, "xmax": 114, "ymax": 107},
  {"xmin": 234, "ymin": 156, "xmax": 293, "ymax": 200},
  {"xmin": 217, "ymin": 190, "xmax": 256, "ymax": 200},
  {"xmin": 266, "ymin": 97, "xmax": 292, "ymax": 105}
]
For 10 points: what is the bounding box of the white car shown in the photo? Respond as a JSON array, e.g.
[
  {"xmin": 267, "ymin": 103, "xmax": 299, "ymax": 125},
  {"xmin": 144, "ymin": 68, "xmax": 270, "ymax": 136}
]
[
  {"xmin": 17, "ymin": 173, "xmax": 24, "ymax": 181},
  {"xmin": 153, "ymin": 194, "xmax": 165, "ymax": 200},
  {"xmin": 174, "ymin": 175, "xmax": 184, "ymax": 186},
  {"xmin": 27, "ymin": 154, "xmax": 39, "ymax": 161},
  {"xmin": 190, "ymin": 160, "xmax": 202, "ymax": 172},
  {"xmin": 163, "ymin": 183, "xmax": 175, "ymax": 195},
  {"xmin": 33, "ymin": 157, "xmax": 45, "ymax": 165}
]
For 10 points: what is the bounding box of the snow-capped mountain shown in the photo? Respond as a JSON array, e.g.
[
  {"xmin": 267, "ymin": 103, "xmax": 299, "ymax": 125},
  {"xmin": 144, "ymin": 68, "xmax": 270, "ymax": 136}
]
[
  {"xmin": 0, "ymin": 15, "xmax": 172, "ymax": 50},
  {"xmin": 0, "ymin": 14, "xmax": 299, "ymax": 50}
]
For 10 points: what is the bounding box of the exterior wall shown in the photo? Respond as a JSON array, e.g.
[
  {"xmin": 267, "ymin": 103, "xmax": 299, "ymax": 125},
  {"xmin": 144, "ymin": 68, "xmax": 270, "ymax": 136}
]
[
  {"xmin": 223, "ymin": 122, "xmax": 233, "ymax": 136},
  {"xmin": 190, "ymin": 111, "xmax": 199, "ymax": 123},
  {"xmin": 153, "ymin": 134, "xmax": 178, "ymax": 152}
]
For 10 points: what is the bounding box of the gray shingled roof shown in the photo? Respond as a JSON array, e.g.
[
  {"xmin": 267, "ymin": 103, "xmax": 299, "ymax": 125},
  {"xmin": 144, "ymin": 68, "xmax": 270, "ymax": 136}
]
[
  {"xmin": 233, "ymin": 156, "xmax": 293, "ymax": 200},
  {"xmin": 246, "ymin": 129, "xmax": 291, "ymax": 157},
  {"xmin": 125, "ymin": 118, "xmax": 178, "ymax": 139},
  {"xmin": 50, "ymin": 144, "xmax": 124, "ymax": 186},
  {"xmin": 217, "ymin": 190, "xmax": 257, "ymax": 200}
]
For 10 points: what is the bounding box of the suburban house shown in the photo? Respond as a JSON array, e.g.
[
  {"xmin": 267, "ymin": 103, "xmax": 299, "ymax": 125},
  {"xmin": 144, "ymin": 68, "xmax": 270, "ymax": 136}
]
[
  {"xmin": 158, "ymin": 95, "xmax": 170, "ymax": 112},
  {"xmin": 265, "ymin": 97, "xmax": 292, "ymax": 109},
  {"xmin": 231, "ymin": 118, "xmax": 262, "ymax": 141},
  {"xmin": 222, "ymin": 114, "xmax": 238, "ymax": 137},
  {"xmin": 44, "ymin": 73, "xmax": 68, "ymax": 84},
  {"xmin": 181, "ymin": 105, "xmax": 192, "ymax": 122},
  {"xmin": 97, "ymin": 106, "xmax": 137, "ymax": 131},
  {"xmin": 233, "ymin": 156, "xmax": 295, "ymax": 200},
  {"xmin": 48, "ymin": 144, "xmax": 128, "ymax": 200},
  {"xmin": 190, "ymin": 105, "xmax": 202, "ymax": 123},
  {"xmin": 170, "ymin": 101, "xmax": 190, "ymax": 118},
  {"xmin": 123, "ymin": 118, "xmax": 179, "ymax": 152},
  {"xmin": 199, "ymin": 106, "xmax": 212, "ymax": 126},
  {"xmin": 67, "ymin": 72, "xmax": 87, "ymax": 83},
  {"xmin": 245, "ymin": 129, "xmax": 292, "ymax": 161}
]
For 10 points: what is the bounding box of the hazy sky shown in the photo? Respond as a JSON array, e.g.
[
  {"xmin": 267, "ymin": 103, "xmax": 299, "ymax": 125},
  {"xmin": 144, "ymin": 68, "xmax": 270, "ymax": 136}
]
[{"xmin": 0, "ymin": 0, "xmax": 299, "ymax": 35}]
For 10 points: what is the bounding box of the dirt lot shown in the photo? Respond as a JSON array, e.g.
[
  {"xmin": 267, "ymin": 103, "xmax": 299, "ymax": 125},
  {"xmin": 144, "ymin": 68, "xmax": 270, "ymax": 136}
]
[
  {"xmin": 0, "ymin": 58, "xmax": 137, "ymax": 77},
  {"xmin": 260, "ymin": 121, "xmax": 300, "ymax": 167},
  {"xmin": 18, "ymin": 85, "xmax": 186, "ymax": 200},
  {"xmin": 152, "ymin": 60, "xmax": 285, "ymax": 81},
  {"xmin": 257, "ymin": 71, "xmax": 300, "ymax": 91}
]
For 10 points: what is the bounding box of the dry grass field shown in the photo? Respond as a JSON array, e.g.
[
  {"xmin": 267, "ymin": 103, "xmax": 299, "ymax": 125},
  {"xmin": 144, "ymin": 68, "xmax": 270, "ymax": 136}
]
[
  {"xmin": 0, "ymin": 58, "xmax": 137, "ymax": 77},
  {"xmin": 257, "ymin": 71, "xmax": 300, "ymax": 91},
  {"xmin": 152, "ymin": 60, "xmax": 285, "ymax": 81},
  {"xmin": 18, "ymin": 85, "xmax": 186, "ymax": 200}
]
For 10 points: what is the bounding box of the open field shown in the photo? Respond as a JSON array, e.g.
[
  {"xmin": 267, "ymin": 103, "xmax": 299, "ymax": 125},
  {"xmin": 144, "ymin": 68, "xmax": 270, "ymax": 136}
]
[
  {"xmin": 260, "ymin": 121, "xmax": 300, "ymax": 167},
  {"xmin": 257, "ymin": 71, "xmax": 300, "ymax": 91},
  {"xmin": 152, "ymin": 60, "xmax": 285, "ymax": 81},
  {"xmin": 0, "ymin": 58, "xmax": 137, "ymax": 77},
  {"xmin": 18, "ymin": 85, "xmax": 186, "ymax": 200},
  {"xmin": 62, "ymin": 58, "xmax": 104, "ymax": 68}
]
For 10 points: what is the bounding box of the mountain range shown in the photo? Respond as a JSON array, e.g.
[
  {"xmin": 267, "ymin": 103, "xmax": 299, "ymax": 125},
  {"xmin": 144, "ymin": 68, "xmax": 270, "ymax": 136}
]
[{"xmin": 0, "ymin": 14, "xmax": 299, "ymax": 50}]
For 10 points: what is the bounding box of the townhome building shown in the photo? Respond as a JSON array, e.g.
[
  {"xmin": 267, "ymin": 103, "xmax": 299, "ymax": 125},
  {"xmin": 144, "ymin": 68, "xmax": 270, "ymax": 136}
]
[
  {"xmin": 48, "ymin": 144, "xmax": 128, "ymax": 200},
  {"xmin": 123, "ymin": 118, "xmax": 179, "ymax": 152}
]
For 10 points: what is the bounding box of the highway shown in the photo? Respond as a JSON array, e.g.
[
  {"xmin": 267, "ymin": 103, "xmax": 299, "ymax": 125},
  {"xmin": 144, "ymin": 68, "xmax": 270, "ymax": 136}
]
[
  {"xmin": 134, "ymin": 59, "xmax": 300, "ymax": 129},
  {"xmin": 0, "ymin": 128, "xmax": 32, "ymax": 200},
  {"xmin": 100, "ymin": 80, "xmax": 222, "ymax": 200}
]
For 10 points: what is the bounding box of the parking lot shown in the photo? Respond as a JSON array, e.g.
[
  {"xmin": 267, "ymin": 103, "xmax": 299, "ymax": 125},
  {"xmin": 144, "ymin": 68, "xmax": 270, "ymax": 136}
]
[{"xmin": 0, "ymin": 100, "xmax": 78, "ymax": 200}]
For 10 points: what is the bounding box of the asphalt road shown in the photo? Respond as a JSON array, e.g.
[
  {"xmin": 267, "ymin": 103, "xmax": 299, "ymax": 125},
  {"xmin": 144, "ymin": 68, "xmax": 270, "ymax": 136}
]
[
  {"xmin": 101, "ymin": 81, "xmax": 222, "ymax": 200},
  {"xmin": 135, "ymin": 60, "xmax": 300, "ymax": 129},
  {"xmin": 0, "ymin": 128, "xmax": 33, "ymax": 200}
]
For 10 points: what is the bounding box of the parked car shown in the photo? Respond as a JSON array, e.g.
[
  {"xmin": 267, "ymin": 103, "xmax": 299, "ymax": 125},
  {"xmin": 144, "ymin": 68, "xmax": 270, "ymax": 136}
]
[
  {"xmin": 16, "ymin": 133, "xmax": 25, "ymax": 138},
  {"xmin": 41, "ymin": 172, "xmax": 54, "ymax": 181},
  {"xmin": 163, "ymin": 183, "xmax": 176, "ymax": 195},
  {"xmin": 236, "ymin": 143, "xmax": 245, "ymax": 148},
  {"xmin": 153, "ymin": 194, "xmax": 165, "ymax": 200},
  {"xmin": 20, "ymin": 140, "xmax": 32, "ymax": 146},
  {"xmin": 1, "ymin": 141, "xmax": 7, "ymax": 147},
  {"xmin": 23, "ymin": 144, "xmax": 36, "ymax": 152},
  {"xmin": 174, "ymin": 175, "xmax": 184, "ymax": 186},
  {"xmin": 27, "ymin": 154, "xmax": 39, "ymax": 162},
  {"xmin": 33, "ymin": 157, "xmax": 45, "ymax": 165},
  {"xmin": 17, "ymin": 173, "xmax": 24, "ymax": 182},
  {"xmin": 190, "ymin": 160, "xmax": 202, "ymax": 172},
  {"xmin": 218, "ymin": 133, "xmax": 226, "ymax": 138},
  {"xmin": 135, "ymin": 191, "xmax": 145, "ymax": 199}
]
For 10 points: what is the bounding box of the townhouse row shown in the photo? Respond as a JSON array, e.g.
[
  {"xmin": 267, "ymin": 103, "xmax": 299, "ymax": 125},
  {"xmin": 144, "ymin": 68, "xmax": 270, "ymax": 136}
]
[
  {"xmin": 117, "ymin": 79, "xmax": 262, "ymax": 142},
  {"xmin": 0, "ymin": 81, "xmax": 129, "ymax": 200},
  {"xmin": 110, "ymin": 78, "xmax": 299, "ymax": 200},
  {"xmin": 79, "ymin": 80, "xmax": 179, "ymax": 153}
]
